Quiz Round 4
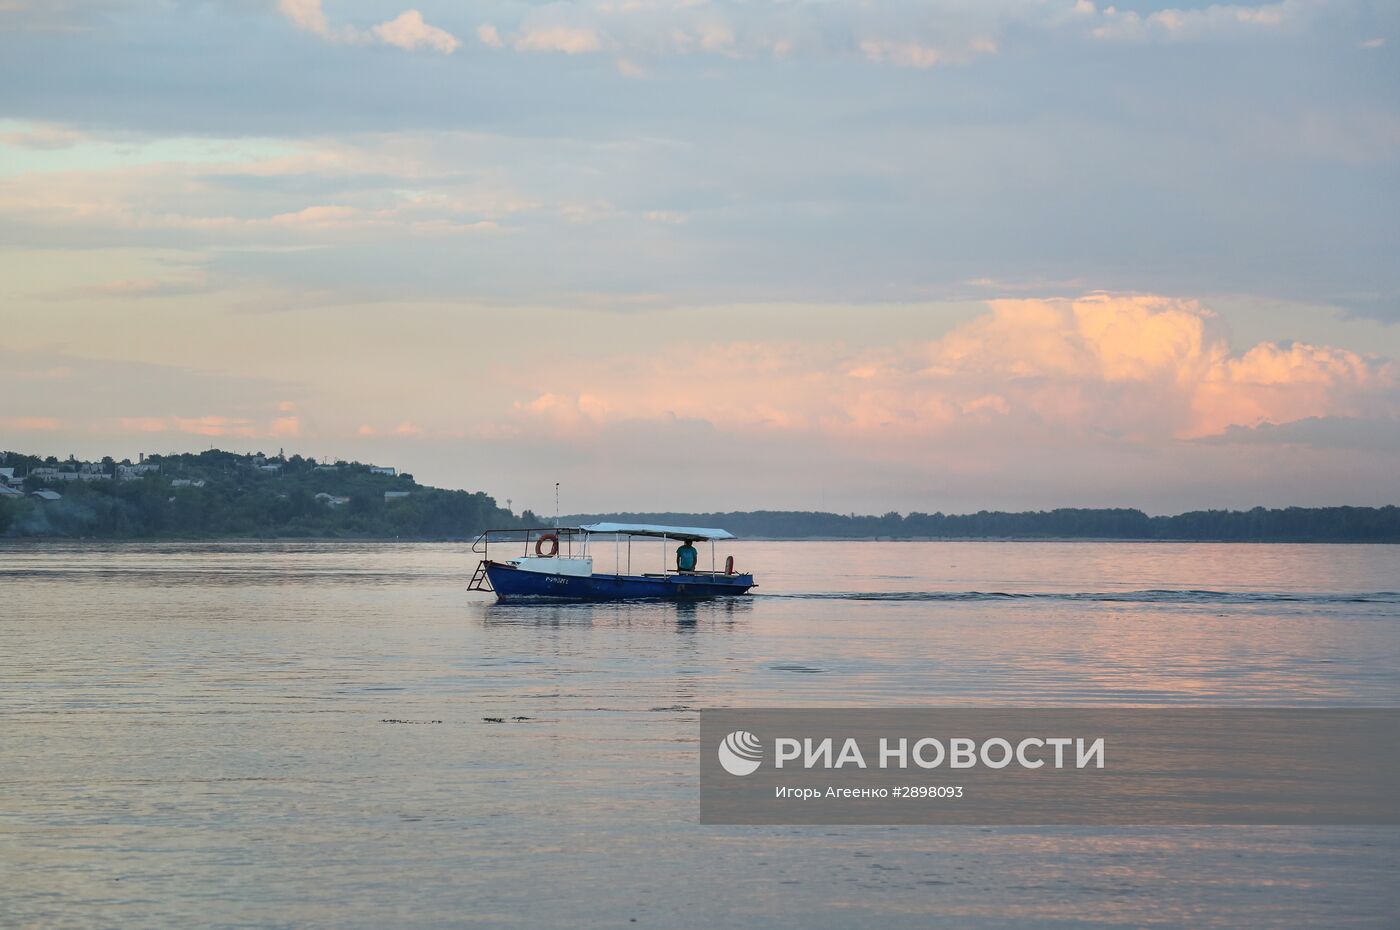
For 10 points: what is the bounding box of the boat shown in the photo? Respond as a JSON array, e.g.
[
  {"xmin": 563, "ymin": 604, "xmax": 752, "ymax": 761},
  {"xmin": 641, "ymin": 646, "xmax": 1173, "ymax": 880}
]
[{"xmin": 468, "ymin": 522, "xmax": 755, "ymax": 601}]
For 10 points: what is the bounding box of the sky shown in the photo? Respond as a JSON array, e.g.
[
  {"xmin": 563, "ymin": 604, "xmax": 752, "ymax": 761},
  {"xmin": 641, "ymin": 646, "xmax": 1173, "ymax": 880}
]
[{"xmin": 1, "ymin": 0, "xmax": 1397, "ymax": 515}]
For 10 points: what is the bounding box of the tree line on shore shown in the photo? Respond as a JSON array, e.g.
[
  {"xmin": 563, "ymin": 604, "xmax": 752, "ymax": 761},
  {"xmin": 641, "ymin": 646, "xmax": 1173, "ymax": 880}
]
[
  {"xmin": 3, "ymin": 449, "xmax": 1396, "ymax": 541},
  {"xmin": 561, "ymin": 507, "xmax": 1400, "ymax": 542}
]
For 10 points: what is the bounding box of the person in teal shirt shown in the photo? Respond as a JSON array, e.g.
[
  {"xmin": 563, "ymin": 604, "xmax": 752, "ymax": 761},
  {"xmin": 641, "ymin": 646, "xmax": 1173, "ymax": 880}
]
[{"xmin": 676, "ymin": 539, "xmax": 699, "ymax": 573}]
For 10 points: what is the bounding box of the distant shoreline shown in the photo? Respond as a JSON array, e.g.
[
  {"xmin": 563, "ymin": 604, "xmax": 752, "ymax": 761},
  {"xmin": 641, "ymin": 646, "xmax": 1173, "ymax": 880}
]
[
  {"xmin": 4, "ymin": 449, "xmax": 1397, "ymax": 544},
  {"xmin": 558, "ymin": 507, "xmax": 1400, "ymax": 545},
  {"xmin": 2, "ymin": 535, "xmax": 1396, "ymax": 545}
]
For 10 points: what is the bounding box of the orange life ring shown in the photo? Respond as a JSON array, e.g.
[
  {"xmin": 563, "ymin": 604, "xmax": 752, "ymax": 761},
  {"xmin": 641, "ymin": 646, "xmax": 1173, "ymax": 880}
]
[
  {"xmin": 535, "ymin": 533, "xmax": 559, "ymax": 557},
  {"xmin": 725, "ymin": 555, "xmax": 735, "ymax": 575}
]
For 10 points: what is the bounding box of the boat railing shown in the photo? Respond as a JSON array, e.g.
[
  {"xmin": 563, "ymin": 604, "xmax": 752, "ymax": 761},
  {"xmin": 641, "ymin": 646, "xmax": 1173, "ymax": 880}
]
[
  {"xmin": 644, "ymin": 569, "xmax": 748, "ymax": 580},
  {"xmin": 471, "ymin": 527, "xmax": 587, "ymax": 557}
]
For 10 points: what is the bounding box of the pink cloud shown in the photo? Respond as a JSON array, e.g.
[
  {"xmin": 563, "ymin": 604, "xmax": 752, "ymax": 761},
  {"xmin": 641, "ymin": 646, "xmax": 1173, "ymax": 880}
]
[
  {"xmin": 477, "ymin": 24, "xmax": 503, "ymax": 48},
  {"xmin": 174, "ymin": 416, "xmax": 257, "ymax": 438},
  {"xmin": 269, "ymin": 204, "xmax": 360, "ymax": 228},
  {"xmin": 498, "ymin": 294, "xmax": 1397, "ymax": 443},
  {"xmin": 0, "ymin": 123, "xmax": 83, "ymax": 150},
  {"xmin": 269, "ymin": 416, "xmax": 301, "ymax": 437},
  {"xmin": 277, "ymin": 0, "xmax": 329, "ymax": 36},
  {"xmin": 515, "ymin": 26, "xmax": 605, "ymax": 54},
  {"xmin": 116, "ymin": 417, "xmax": 170, "ymax": 433},
  {"xmin": 277, "ymin": 0, "xmax": 460, "ymax": 53},
  {"xmin": 373, "ymin": 10, "xmax": 461, "ymax": 54},
  {"xmin": 113, "ymin": 412, "xmax": 305, "ymax": 439},
  {"xmin": 1, "ymin": 416, "xmax": 62, "ymax": 431}
]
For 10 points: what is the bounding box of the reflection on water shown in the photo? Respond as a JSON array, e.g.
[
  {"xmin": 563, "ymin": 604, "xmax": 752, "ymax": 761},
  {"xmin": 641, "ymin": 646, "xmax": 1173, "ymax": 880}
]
[{"xmin": 2, "ymin": 540, "xmax": 1398, "ymax": 928}]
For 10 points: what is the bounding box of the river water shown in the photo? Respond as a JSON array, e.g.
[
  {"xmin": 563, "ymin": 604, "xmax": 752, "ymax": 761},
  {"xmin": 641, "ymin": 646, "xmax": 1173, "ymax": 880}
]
[{"xmin": 3, "ymin": 540, "xmax": 1398, "ymax": 928}]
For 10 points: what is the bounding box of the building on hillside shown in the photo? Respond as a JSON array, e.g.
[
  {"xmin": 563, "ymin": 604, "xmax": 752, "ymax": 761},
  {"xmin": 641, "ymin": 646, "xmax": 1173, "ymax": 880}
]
[
  {"xmin": 315, "ymin": 493, "xmax": 350, "ymax": 507},
  {"xmin": 384, "ymin": 490, "xmax": 411, "ymax": 501},
  {"xmin": 170, "ymin": 479, "xmax": 206, "ymax": 488},
  {"xmin": 369, "ymin": 466, "xmax": 396, "ymax": 476},
  {"xmin": 259, "ymin": 464, "xmax": 282, "ymax": 473},
  {"xmin": 32, "ymin": 489, "xmax": 62, "ymax": 501},
  {"xmin": 30, "ymin": 468, "xmax": 83, "ymax": 481},
  {"xmin": 117, "ymin": 463, "xmax": 160, "ymax": 479},
  {"xmin": 0, "ymin": 485, "xmax": 23, "ymax": 497}
]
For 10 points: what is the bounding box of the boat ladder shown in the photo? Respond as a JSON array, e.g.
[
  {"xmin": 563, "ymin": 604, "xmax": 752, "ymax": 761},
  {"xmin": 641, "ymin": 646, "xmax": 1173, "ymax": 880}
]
[{"xmin": 468, "ymin": 560, "xmax": 493, "ymax": 593}]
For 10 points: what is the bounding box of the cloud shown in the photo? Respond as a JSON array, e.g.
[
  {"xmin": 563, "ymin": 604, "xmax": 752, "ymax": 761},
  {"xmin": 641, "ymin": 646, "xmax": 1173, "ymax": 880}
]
[
  {"xmin": 466, "ymin": 0, "xmax": 1334, "ymax": 69},
  {"xmin": 115, "ymin": 415, "xmax": 257, "ymax": 438},
  {"xmin": 858, "ymin": 37, "xmax": 997, "ymax": 69},
  {"xmin": 276, "ymin": 0, "xmax": 459, "ymax": 54},
  {"xmin": 45, "ymin": 275, "xmax": 210, "ymax": 300},
  {"xmin": 0, "ymin": 0, "xmax": 119, "ymax": 32},
  {"xmin": 515, "ymin": 26, "xmax": 606, "ymax": 54},
  {"xmin": 500, "ymin": 294, "xmax": 1397, "ymax": 444},
  {"xmin": 5, "ymin": 2, "xmax": 1395, "ymax": 318},
  {"xmin": 1204, "ymin": 416, "xmax": 1400, "ymax": 451},
  {"xmin": 373, "ymin": 10, "xmax": 461, "ymax": 54},
  {"xmin": 114, "ymin": 416, "xmax": 168, "ymax": 433},
  {"xmin": 0, "ymin": 416, "xmax": 62, "ymax": 431},
  {"xmin": 269, "ymin": 415, "xmax": 301, "ymax": 437},
  {"xmin": 268, "ymin": 204, "xmax": 361, "ymax": 228},
  {"xmin": 0, "ymin": 347, "xmax": 302, "ymax": 445},
  {"xmin": 1090, "ymin": 1, "xmax": 1309, "ymax": 42},
  {"xmin": 0, "ymin": 149, "xmax": 514, "ymax": 245},
  {"xmin": 276, "ymin": 0, "xmax": 329, "ymax": 37},
  {"xmin": 942, "ymin": 295, "xmax": 1395, "ymax": 438},
  {"xmin": 476, "ymin": 24, "xmax": 503, "ymax": 48},
  {"xmin": 0, "ymin": 123, "xmax": 82, "ymax": 149},
  {"xmin": 503, "ymin": 0, "xmax": 1016, "ymax": 66},
  {"xmin": 111, "ymin": 411, "xmax": 305, "ymax": 439}
]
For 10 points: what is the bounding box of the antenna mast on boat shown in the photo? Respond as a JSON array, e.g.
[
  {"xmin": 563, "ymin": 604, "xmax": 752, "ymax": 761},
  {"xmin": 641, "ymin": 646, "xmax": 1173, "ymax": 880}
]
[{"xmin": 554, "ymin": 482, "xmax": 560, "ymax": 529}]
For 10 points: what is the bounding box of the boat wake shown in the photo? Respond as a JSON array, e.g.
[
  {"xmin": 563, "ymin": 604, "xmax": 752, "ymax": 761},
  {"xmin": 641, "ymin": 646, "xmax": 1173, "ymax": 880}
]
[{"xmin": 757, "ymin": 589, "xmax": 1400, "ymax": 605}]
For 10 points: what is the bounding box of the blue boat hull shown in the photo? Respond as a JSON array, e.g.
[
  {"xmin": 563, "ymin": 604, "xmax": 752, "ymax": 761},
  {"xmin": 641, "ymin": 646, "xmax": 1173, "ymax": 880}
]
[{"xmin": 482, "ymin": 561, "xmax": 754, "ymax": 601}]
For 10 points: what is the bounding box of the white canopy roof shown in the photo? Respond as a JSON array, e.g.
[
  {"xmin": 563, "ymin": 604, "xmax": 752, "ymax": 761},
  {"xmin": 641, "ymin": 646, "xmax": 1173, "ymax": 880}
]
[{"xmin": 579, "ymin": 522, "xmax": 736, "ymax": 541}]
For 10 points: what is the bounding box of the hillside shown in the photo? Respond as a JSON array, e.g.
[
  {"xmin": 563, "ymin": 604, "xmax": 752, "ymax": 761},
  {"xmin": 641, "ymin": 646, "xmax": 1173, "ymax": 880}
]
[{"xmin": 0, "ymin": 449, "xmax": 533, "ymax": 540}]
